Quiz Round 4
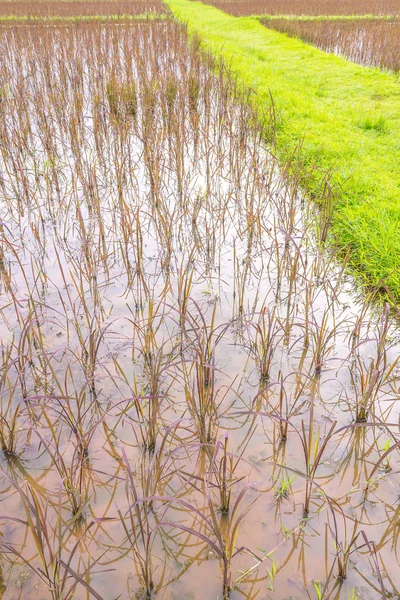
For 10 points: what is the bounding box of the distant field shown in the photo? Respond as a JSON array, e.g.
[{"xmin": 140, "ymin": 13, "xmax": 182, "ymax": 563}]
[
  {"xmin": 261, "ymin": 17, "xmax": 400, "ymax": 72},
  {"xmin": 0, "ymin": 0, "xmax": 166, "ymax": 16},
  {"xmin": 198, "ymin": 0, "xmax": 400, "ymax": 15}
]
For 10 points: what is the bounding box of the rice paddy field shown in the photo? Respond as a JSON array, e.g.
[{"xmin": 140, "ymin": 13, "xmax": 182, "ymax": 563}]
[
  {"xmin": 0, "ymin": 1, "xmax": 399, "ymax": 600},
  {"xmin": 198, "ymin": 0, "xmax": 400, "ymax": 16},
  {"xmin": 260, "ymin": 18, "xmax": 400, "ymax": 72}
]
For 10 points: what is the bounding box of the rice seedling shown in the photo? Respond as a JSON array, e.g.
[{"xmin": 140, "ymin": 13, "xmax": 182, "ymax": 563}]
[
  {"xmin": 115, "ymin": 447, "xmax": 163, "ymax": 599},
  {"xmin": 346, "ymin": 304, "xmax": 399, "ymax": 422},
  {"xmin": 266, "ymin": 555, "xmax": 278, "ymax": 590},
  {"xmin": 179, "ymin": 300, "xmax": 232, "ymax": 444},
  {"xmin": 206, "ymin": 433, "xmax": 249, "ymax": 514},
  {"xmin": 245, "ymin": 307, "xmax": 280, "ymax": 383},
  {"xmin": 308, "ymin": 308, "xmax": 338, "ymax": 375},
  {"xmin": 0, "ymin": 473, "xmax": 111, "ymax": 600},
  {"xmin": 33, "ymin": 418, "xmax": 91, "ymax": 519},
  {"xmin": 333, "ymin": 519, "xmax": 360, "ymax": 580},
  {"xmin": 0, "ymin": 344, "xmax": 24, "ymax": 457},
  {"xmin": 179, "ymin": 431, "xmax": 255, "ymax": 517},
  {"xmin": 160, "ymin": 485, "xmax": 260, "ymax": 599},
  {"xmin": 274, "ymin": 473, "xmax": 295, "ymax": 500},
  {"xmin": 313, "ymin": 579, "xmax": 323, "ymax": 599}
]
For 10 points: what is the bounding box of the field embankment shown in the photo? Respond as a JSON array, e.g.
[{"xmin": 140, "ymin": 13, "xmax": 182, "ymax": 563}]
[{"xmin": 166, "ymin": 0, "xmax": 400, "ymax": 298}]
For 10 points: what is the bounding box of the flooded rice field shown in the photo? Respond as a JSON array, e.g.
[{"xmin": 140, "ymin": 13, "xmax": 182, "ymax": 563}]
[
  {"xmin": 260, "ymin": 18, "xmax": 400, "ymax": 74},
  {"xmin": 0, "ymin": 19, "xmax": 399, "ymax": 600},
  {"xmin": 199, "ymin": 0, "xmax": 400, "ymax": 17}
]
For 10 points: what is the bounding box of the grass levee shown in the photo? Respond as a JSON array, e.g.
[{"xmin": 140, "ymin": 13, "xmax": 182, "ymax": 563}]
[{"xmin": 166, "ymin": 0, "xmax": 400, "ymax": 297}]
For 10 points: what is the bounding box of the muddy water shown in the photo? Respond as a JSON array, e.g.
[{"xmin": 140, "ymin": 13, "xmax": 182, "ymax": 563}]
[{"xmin": 0, "ymin": 19, "xmax": 399, "ymax": 600}]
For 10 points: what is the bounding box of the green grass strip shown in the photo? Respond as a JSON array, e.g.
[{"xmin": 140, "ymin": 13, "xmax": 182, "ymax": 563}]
[
  {"xmin": 166, "ymin": 0, "xmax": 400, "ymax": 297},
  {"xmin": 0, "ymin": 12, "xmax": 168, "ymax": 23},
  {"xmin": 254, "ymin": 14, "xmax": 400, "ymax": 20}
]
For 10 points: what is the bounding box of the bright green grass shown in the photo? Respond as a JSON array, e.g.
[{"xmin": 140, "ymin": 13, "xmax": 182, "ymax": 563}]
[
  {"xmin": 0, "ymin": 12, "xmax": 168, "ymax": 23},
  {"xmin": 166, "ymin": 0, "xmax": 400, "ymax": 298},
  {"xmin": 255, "ymin": 14, "xmax": 400, "ymax": 20}
]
